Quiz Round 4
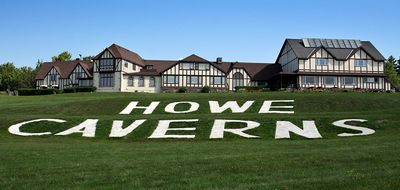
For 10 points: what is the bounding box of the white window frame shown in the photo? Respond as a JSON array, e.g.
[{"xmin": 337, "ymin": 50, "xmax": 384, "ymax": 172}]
[{"xmin": 355, "ymin": 59, "xmax": 368, "ymax": 67}]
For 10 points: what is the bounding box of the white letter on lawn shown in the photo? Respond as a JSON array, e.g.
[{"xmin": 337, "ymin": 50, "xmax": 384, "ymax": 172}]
[
  {"xmin": 148, "ymin": 119, "xmax": 198, "ymax": 138},
  {"xmin": 109, "ymin": 120, "xmax": 146, "ymax": 137},
  {"xmin": 209, "ymin": 101, "xmax": 254, "ymax": 113},
  {"xmin": 119, "ymin": 101, "xmax": 160, "ymax": 115},
  {"xmin": 164, "ymin": 101, "xmax": 199, "ymax": 113},
  {"xmin": 55, "ymin": 119, "xmax": 98, "ymax": 137},
  {"xmin": 210, "ymin": 119, "xmax": 260, "ymax": 139},
  {"xmin": 8, "ymin": 119, "xmax": 66, "ymax": 136},
  {"xmin": 275, "ymin": 121, "xmax": 322, "ymax": 139},
  {"xmin": 332, "ymin": 119, "xmax": 374, "ymax": 137},
  {"xmin": 259, "ymin": 100, "xmax": 294, "ymax": 114}
]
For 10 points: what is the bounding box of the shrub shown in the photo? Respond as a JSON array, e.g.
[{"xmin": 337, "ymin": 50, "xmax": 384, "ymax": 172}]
[
  {"xmin": 177, "ymin": 87, "xmax": 187, "ymax": 93},
  {"xmin": 234, "ymin": 86, "xmax": 264, "ymax": 92},
  {"xmin": 200, "ymin": 86, "xmax": 211, "ymax": 93},
  {"xmin": 18, "ymin": 88, "xmax": 60, "ymax": 96},
  {"xmin": 63, "ymin": 87, "xmax": 96, "ymax": 93}
]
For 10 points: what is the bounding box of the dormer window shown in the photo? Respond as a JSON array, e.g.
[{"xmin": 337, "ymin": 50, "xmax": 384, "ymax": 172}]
[
  {"xmin": 316, "ymin": 58, "xmax": 329, "ymax": 66},
  {"xmin": 145, "ymin": 65, "xmax": 153, "ymax": 69},
  {"xmin": 355, "ymin": 59, "xmax": 368, "ymax": 67}
]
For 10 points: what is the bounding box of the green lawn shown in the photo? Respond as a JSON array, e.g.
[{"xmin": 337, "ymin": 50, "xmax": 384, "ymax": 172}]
[{"xmin": 0, "ymin": 92, "xmax": 399, "ymax": 189}]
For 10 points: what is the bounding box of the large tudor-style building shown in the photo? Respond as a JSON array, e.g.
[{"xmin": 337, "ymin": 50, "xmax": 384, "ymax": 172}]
[{"xmin": 35, "ymin": 38, "xmax": 392, "ymax": 92}]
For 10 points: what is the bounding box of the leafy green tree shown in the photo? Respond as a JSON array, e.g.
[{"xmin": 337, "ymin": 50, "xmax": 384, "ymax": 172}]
[
  {"xmin": 0, "ymin": 62, "xmax": 20, "ymax": 91},
  {"xmin": 17, "ymin": 66, "xmax": 36, "ymax": 88},
  {"xmin": 384, "ymin": 56, "xmax": 400, "ymax": 88},
  {"xmin": 52, "ymin": 51, "xmax": 72, "ymax": 62}
]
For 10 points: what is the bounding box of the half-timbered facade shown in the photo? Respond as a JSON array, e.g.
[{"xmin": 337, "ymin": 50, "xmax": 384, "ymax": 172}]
[
  {"xmin": 35, "ymin": 39, "xmax": 392, "ymax": 92},
  {"xmin": 35, "ymin": 60, "xmax": 93, "ymax": 89},
  {"xmin": 276, "ymin": 38, "xmax": 391, "ymax": 90}
]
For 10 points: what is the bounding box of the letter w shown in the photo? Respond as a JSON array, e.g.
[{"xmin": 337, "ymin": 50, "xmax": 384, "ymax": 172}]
[{"xmin": 209, "ymin": 101, "xmax": 254, "ymax": 113}]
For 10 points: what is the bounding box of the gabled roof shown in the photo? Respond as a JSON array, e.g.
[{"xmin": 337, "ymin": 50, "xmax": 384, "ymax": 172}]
[
  {"xmin": 180, "ymin": 54, "xmax": 210, "ymax": 62},
  {"xmin": 280, "ymin": 39, "xmax": 385, "ymax": 62},
  {"xmin": 94, "ymin": 44, "xmax": 144, "ymax": 66},
  {"xmin": 35, "ymin": 60, "xmax": 93, "ymax": 80}
]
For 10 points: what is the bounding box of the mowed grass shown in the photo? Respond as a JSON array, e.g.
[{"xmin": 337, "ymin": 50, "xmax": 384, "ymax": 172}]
[{"xmin": 0, "ymin": 92, "xmax": 399, "ymax": 189}]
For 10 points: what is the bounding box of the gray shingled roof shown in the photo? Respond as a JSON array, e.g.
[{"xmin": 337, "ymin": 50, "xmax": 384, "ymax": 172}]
[{"xmin": 283, "ymin": 39, "xmax": 385, "ymax": 61}]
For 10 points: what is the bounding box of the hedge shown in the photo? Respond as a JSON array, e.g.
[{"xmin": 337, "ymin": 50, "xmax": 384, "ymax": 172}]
[
  {"xmin": 234, "ymin": 86, "xmax": 265, "ymax": 92},
  {"xmin": 64, "ymin": 87, "xmax": 97, "ymax": 93},
  {"xmin": 18, "ymin": 89, "xmax": 60, "ymax": 96}
]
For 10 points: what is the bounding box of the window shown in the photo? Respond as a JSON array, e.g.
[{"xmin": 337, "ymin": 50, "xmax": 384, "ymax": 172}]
[
  {"xmin": 187, "ymin": 76, "xmax": 202, "ymax": 85},
  {"xmin": 99, "ymin": 73, "xmax": 114, "ymax": 87},
  {"xmin": 99, "ymin": 59, "xmax": 114, "ymax": 71},
  {"xmin": 324, "ymin": 76, "xmax": 336, "ymax": 85},
  {"xmin": 124, "ymin": 62, "xmax": 128, "ymax": 68},
  {"xmin": 49, "ymin": 74, "xmax": 57, "ymax": 82},
  {"xmin": 180, "ymin": 63, "xmax": 195, "ymax": 70},
  {"xmin": 344, "ymin": 77, "xmax": 356, "ymax": 85},
  {"xmin": 128, "ymin": 76, "xmax": 134, "ymax": 86},
  {"xmin": 303, "ymin": 76, "xmax": 317, "ymax": 84},
  {"xmin": 149, "ymin": 77, "xmax": 155, "ymax": 87},
  {"xmin": 316, "ymin": 58, "xmax": 329, "ymax": 66},
  {"xmin": 197, "ymin": 63, "xmax": 210, "ymax": 70},
  {"xmin": 145, "ymin": 65, "xmax": 153, "ymax": 69},
  {"xmin": 233, "ymin": 72, "xmax": 244, "ymax": 88},
  {"xmin": 363, "ymin": 77, "xmax": 377, "ymax": 83},
  {"xmin": 166, "ymin": 75, "xmax": 179, "ymax": 84},
  {"xmin": 139, "ymin": 76, "xmax": 145, "ymax": 87},
  {"xmin": 210, "ymin": 76, "xmax": 225, "ymax": 85},
  {"xmin": 355, "ymin": 59, "xmax": 368, "ymax": 67},
  {"xmin": 132, "ymin": 64, "xmax": 136, "ymax": 70}
]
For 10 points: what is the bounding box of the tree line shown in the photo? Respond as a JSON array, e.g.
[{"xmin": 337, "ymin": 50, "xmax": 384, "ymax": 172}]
[{"xmin": 0, "ymin": 51, "xmax": 92, "ymax": 91}]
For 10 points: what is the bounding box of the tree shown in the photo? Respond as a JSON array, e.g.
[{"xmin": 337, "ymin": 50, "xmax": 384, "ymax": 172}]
[
  {"xmin": 0, "ymin": 62, "xmax": 20, "ymax": 91},
  {"xmin": 396, "ymin": 57, "xmax": 400, "ymax": 74},
  {"xmin": 52, "ymin": 51, "xmax": 72, "ymax": 62},
  {"xmin": 384, "ymin": 55, "xmax": 400, "ymax": 88},
  {"xmin": 82, "ymin": 56, "xmax": 93, "ymax": 61},
  {"xmin": 17, "ymin": 66, "xmax": 36, "ymax": 88}
]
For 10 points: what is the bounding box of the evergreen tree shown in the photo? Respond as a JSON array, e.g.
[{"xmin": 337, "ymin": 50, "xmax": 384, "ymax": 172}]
[{"xmin": 384, "ymin": 56, "xmax": 400, "ymax": 88}]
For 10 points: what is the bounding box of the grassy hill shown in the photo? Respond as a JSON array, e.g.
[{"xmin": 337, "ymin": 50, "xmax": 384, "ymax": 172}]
[{"xmin": 0, "ymin": 92, "xmax": 399, "ymax": 189}]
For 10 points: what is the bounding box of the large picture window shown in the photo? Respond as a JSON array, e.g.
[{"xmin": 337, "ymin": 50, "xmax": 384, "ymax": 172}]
[
  {"xmin": 187, "ymin": 76, "xmax": 202, "ymax": 85},
  {"xmin": 232, "ymin": 72, "xmax": 244, "ymax": 88},
  {"xmin": 324, "ymin": 76, "xmax": 336, "ymax": 85},
  {"xmin": 303, "ymin": 76, "xmax": 317, "ymax": 84},
  {"xmin": 99, "ymin": 59, "xmax": 114, "ymax": 71},
  {"xmin": 343, "ymin": 77, "xmax": 356, "ymax": 85},
  {"xmin": 99, "ymin": 73, "xmax": 114, "ymax": 87}
]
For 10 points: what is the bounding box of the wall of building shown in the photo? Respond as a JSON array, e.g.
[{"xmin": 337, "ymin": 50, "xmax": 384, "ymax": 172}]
[
  {"xmin": 121, "ymin": 75, "xmax": 161, "ymax": 93},
  {"xmin": 299, "ymin": 49, "xmax": 384, "ymax": 73},
  {"xmin": 277, "ymin": 43, "xmax": 299, "ymax": 72},
  {"xmin": 227, "ymin": 68, "xmax": 251, "ymax": 91}
]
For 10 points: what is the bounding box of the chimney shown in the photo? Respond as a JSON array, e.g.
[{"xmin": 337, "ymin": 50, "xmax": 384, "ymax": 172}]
[{"xmin": 216, "ymin": 57, "xmax": 222, "ymax": 64}]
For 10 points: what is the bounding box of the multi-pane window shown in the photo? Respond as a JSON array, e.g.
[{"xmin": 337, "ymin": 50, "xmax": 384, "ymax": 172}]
[
  {"xmin": 316, "ymin": 58, "xmax": 329, "ymax": 66},
  {"xmin": 139, "ymin": 76, "xmax": 145, "ymax": 87},
  {"xmin": 145, "ymin": 65, "xmax": 153, "ymax": 69},
  {"xmin": 166, "ymin": 75, "xmax": 179, "ymax": 84},
  {"xmin": 343, "ymin": 77, "xmax": 356, "ymax": 85},
  {"xmin": 363, "ymin": 77, "xmax": 377, "ymax": 83},
  {"xmin": 128, "ymin": 76, "xmax": 134, "ymax": 86},
  {"xmin": 210, "ymin": 76, "xmax": 225, "ymax": 85},
  {"xmin": 99, "ymin": 73, "xmax": 114, "ymax": 87},
  {"xmin": 324, "ymin": 76, "xmax": 336, "ymax": 85},
  {"xmin": 187, "ymin": 76, "xmax": 202, "ymax": 85},
  {"xmin": 132, "ymin": 64, "xmax": 136, "ymax": 71},
  {"xmin": 355, "ymin": 59, "xmax": 368, "ymax": 67},
  {"xmin": 99, "ymin": 59, "xmax": 114, "ymax": 71},
  {"xmin": 180, "ymin": 63, "xmax": 195, "ymax": 70},
  {"xmin": 124, "ymin": 62, "xmax": 128, "ymax": 68},
  {"xmin": 303, "ymin": 76, "xmax": 317, "ymax": 84},
  {"xmin": 149, "ymin": 77, "xmax": 155, "ymax": 87},
  {"xmin": 197, "ymin": 63, "xmax": 210, "ymax": 70},
  {"xmin": 49, "ymin": 74, "xmax": 57, "ymax": 82},
  {"xmin": 232, "ymin": 72, "xmax": 244, "ymax": 87}
]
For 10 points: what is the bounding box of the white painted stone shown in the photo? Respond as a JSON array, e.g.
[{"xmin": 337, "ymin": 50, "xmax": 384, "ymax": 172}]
[
  {"xmin": 332, "ymin": 119, "xmax": 374, "ymax": 137},
  {"xmin": 119, "ymin": 101, "xmax": 160, "ymax": 115},
  {"xmin": 55, "ymin": 119, "xmax": 98, "ymax": 137},
  {"xmin": 8, "ymin": 119, "xmax": 66, "ymax": 136},
  {"xmin": 259, "ymin": 100, "xmax": 294, "ymax": 114},
  {"xmin": 164, "ymin": 101, "xmax": 199, "ymax": 113},
  {"xmin": 209, "ymin": 101, "xmax": 254, "ymax": 113},
  {"xmin": 275, "ymin": 121, "xmax": 322, "ymax": 139},
  {"xmin": 148, "ymin": 119, "xmax": 198, "ymax": 138},
  {"xmin": 209, "ymin": 119, "xmax": 260, "ymax": 139},
  {"xmin": 109, "ymin": 119, "xmax": 146, "ymax": 137}
]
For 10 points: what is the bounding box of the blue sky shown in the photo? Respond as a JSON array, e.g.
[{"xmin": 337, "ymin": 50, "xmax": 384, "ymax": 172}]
[{"xmin": 1, "ymin": 0, "xmax": 399, "ymax": 67}]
